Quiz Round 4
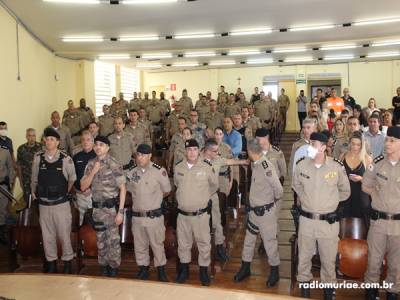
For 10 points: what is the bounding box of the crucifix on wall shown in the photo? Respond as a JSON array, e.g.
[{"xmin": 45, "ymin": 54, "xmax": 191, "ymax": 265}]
[{"xmin": 237, "ymin": 77, "xmax": 241, "ymax": 86}]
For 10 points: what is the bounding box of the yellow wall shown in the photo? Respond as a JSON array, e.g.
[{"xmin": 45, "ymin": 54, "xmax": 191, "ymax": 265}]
[
  {"xmin": 143, "ymin": 61, "xmax": 400, "ymax": 109},
  {"xmin": 0, "ymin": 5, "xmax": 94, "ymax": 196}
]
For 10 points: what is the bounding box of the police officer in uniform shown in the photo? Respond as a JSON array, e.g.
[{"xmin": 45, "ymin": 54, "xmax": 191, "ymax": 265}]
[
  {"xmin": 31, "ymin": 128, "xmax": 77, "ymax": 273},
  {"xmin": 362, "ymin": 127, "xmax": 400, "ymax": 300},
  {"xmin": 234, "ymin": 139, "xmax": 283, "ymax": 287},
  {"xmin": 126, "ymin": 144, "xmax": 172, "ymax": 281},
  {"xmin": 166, "ymin": 103, "xmax": 187, "ymax": 142},
  {"xmin": 78, "ymin": 98, "xmax": 95, "ymax": 128},
  {"xmin": 16, "ymin": 128, "xmax": 42, "ymax": 202},
  {"xmin": 202, "ymin": 138, "xmax": 248, "ymax": 262},
  {"xmin": 254, "ymin": 93, "xmax": 275, "ymax": 130},
  {"xmin": 0, "ymin": 145, "xmax": 15, "ymax": 245},
  {"xmin": 80, "ymin": 135, "xmax": 126, "ymax": 277},
  {"xmin": 98, "ymin": 105, "xmax": 114, "ymax": 137},
  {"xmin": 196, "ymin": 95, "xmax": 210, "ymax": 124},
  {"xmin": 292, "ymin": 132, "xmax": 350, "ymax": 299},
  {"xmin": 46, "ymin": 111, "xmax": 74, "ymax": 155},
  {"xmin": 109, "ymin": 117, "xmax": 136, "ymax": 172},
  {"xmin": 174, "ymin": 139, "xmax": 219, "ymax": 286},
  {"xmin": 125, "ymin": 110, "xmax": 151, "ymax": 150},
  {"xmin": 72, "ymin": 131, "xmax": 96, "ymax": 225},
  {"xmin": 63, "ymin": 100, "xmax": 85, "ymax": 145},
  {"xmin": 205, "ymin": 100, "xmax": 224, "ymax": 132}
]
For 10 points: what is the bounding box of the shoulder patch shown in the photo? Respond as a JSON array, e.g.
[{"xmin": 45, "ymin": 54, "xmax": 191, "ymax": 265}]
[
  {"xmin": 152, "ymin": 163, "xmax": 161, "ymax": 170},
  {"xmin": 60, "ymin": 150, "xmax": 69, "ymax": 159},
  {"xmin": 296, "ymin": 156, "xmax": 305, "ymax": 165},
  {"xmin": 373, "ymin": 155, "xmax": 384, "ymax": 164},
  {"xmin": 203, "ymin": 159, "xmax": 212, "ymax": 166},
  {"xmin": 35, "ymin": 150, "xmax": 44, "ymax": 156},
  {"xmin": 333, "ymin": 158, "xmax": 344, "ymax": 166},
  {"xmin": 272, "ymin": 145, "xmax": 281, "ymax": 152},
  {"xmin": 262, "ymin": 160, "xmax": 269, "ymax": 169}
]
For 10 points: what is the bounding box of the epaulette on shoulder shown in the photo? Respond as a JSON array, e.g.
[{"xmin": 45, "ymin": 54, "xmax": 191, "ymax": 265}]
[
  {"xmin": 203, "ymin": 159, "xmax": 212, "ymax": 166},
  {"xmin": 59, "ymin": 150, "xmax": 69, "ymax": 158},
  {"xmin": 373, "ymin": 155, "xmax": 384, "ymax": 164},
  {"xmin": 272, "ymin": 145, "xmax": 281, "ymax": 152},
  {"xmin": 152, "ymin": 163, "xmax": 161, "ymax": 170},
  {"xmin": 0, "ymin": 145, "xmax": 7, "ymax": 150},
  {"xmin": 333, "ymin": 158, "xmax": 344, "ymax": 166},
  {"xmin": 175, "ymin": 159, "xmax": 183, "ymax": 166},
  {"xmin": 296, "ymin": 156, "xmax": 305, "ymax": 165}
]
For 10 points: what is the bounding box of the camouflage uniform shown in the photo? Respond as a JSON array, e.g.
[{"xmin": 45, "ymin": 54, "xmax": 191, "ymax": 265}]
[
  {"xmin": 84, "ymin": 154, "xmax": 126, "ymax": 268},
  {"xmin": 98, "ymin": 114, "xmax": 114, "ymax": 137},
  {"xmin": 62, "ymin": 109, "xmax": 85, "ymax": 144},
  {"xmin": 189, "ymin": 122, "xmax": 207, "ymax": 149},
  {"xmin": 0, "ymin": 148, "xmax": 15, "ymax": 226},
  {"xmin": 110, "ymin": 101, "xmax": 128, "ymax": 122},
  {"xmin": 78, "ymin": 107, "xmax": 95, "ymax": 128},
  {"xmin": 16, "ymin": 142, "xmax": 42, "ymax": 200},
  {"xmin": 176, "ymin": 97, "xmax": 193, "ymax": 116}
]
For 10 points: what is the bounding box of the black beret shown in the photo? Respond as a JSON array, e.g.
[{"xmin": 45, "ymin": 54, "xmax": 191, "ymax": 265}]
[
  {"xmin": 137, "ymin": 143, "xmax": 152, "ymax": 154},
  {"xmin": 43, "ymin": 128, "xmax": 60, "ymax": 140},
  {"xmin": 387, "ymin": 126, "xmax": 400, "ymax": 139},
  {"xmin": 185, "ymin": 139, "xmax": 199, "ymax": 148},
  {"xmin": 94, "ymin": 135, "xmax": 110, "ymax": 146},
  {"xmin": 310, "ymin": 132, "xmax": 328, "ymax": 143},
  {"xmin": 255, "ymin": 128, "xmax": 270, "ymax": 137}
]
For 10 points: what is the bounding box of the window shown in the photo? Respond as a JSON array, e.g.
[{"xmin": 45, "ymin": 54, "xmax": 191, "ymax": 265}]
[
  {"xmin": 263, "ymin": 82, "xmax": 279, "ymax": 100},
  {"xmin": 94, "ymin": 61, "xmax": 116, "ymax": 116},
  {"xmin": 120, "ymin": 66, "xmax": 140, "ymax": 101}
]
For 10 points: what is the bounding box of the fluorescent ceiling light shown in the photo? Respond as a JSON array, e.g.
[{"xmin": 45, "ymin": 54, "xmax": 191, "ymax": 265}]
[
  {"xmin": 184, "ymin": 51, "xmax": 216, "ymax": 58},
  {"xmin": 324, "ymin": 55, "xmax": 355, "ymax": 61},
  {"xmin": 371, "ymin": 40, "xmax": 400, "ymax": 47},
  {"xmin": 172, "ymin": 62, "xmax": 200, "ymax": 67},
  {"xmin": 284, "ymin": 57, "xmax": 313, "ymax": 63},
  {"xmin": 228, "ymin": 50, "xmax": 261, "ymax": 56},
  {"xmin": 353, "ymin": 17, "xmax": 400, "ymax": 26},
  {"xmin": 246, "ymin": 58, "xmax": 273, "ymax": 64},
  {"xmin": 209, "ymin": 61, "xmax": 236, "ymax": 66},
  {"xmin": 320, "ymin": 44, "xmax": 358, "ymax": 51},
  {"xmin": 62, "ymin": 36, "xmax": 104, "ymax": 42},
  {"xmin": 136, "ymin": 63, "xmax": 162, "ymax": 68},
  {"xmin": 273, "ymin": 47, "xmax": 307, "ymax": 54},
  {"xmin": 43, "ymin": 0, "xmax": 100, "ymax": 3},
  {"xmin": 98, "ymin": 54, "xmax": 130, "ymax": 60},
  {"xmin": 123, "ymin": 0, "xmax": 178, "ymax": 4},
  {"xmin": 142, "ymin": 53, "xmax": 173, "ymax": 59},
  {"xmin": 230, "ymin": 28, "xmax": 273, "ymax": 36},
  {"xmin": 174, "ymin": 33, "xmax": 217, "ymax": 39},
  {"xmin": 289, "ymin": 24, "xmax": 335, "ymax": 32},
  {"xmin": 119, "ymin": 36, "xmax": 159, "ymax": 41},
  {"xmin": 367, "ymin": 52, "xmax": 400, "ymax": 58}
]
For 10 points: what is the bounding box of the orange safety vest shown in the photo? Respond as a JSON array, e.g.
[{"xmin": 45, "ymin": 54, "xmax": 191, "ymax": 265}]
[{"xmin": 326, "ymin": 97, "xmax": 344, "ymax": 114}]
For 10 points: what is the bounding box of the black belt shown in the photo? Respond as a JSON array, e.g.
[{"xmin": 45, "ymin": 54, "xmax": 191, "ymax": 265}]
[
  {"xmin": 132, "ymin": 207, "xmax": 163, "ymax": 218},
  {"xmin": 370, "ymin": 208, "xmax": 400, "ymax": 221},
  {"xmin": 247, "ymin": 200, "xmax": 278, "ymax": 216},
  {"xmin": 123, "ymin": 160, "xmax": 135, "ymax": 170},
  {"xmin": 92, "ymin": 198, "xmax": 117, "ymax": 209},
  {"xmin": 300, "ymin": 209, "xmax": 338, "ymax": 224},
  {"xmin": 39, "ymin": 197, "xmax": 68, "ymax": 206},
  {"xmin": 219, "ymin": 169, "xmax": 230, "ymax": 177},
  {"xmin": 178, "ymin": 201, "xmax": 211, "ymax": 217}
]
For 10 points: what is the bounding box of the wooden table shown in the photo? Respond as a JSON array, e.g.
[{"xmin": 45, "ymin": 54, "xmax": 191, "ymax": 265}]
[{"xmin": 0, "ymin": 274, "xmax": 299, "ymax": 300}]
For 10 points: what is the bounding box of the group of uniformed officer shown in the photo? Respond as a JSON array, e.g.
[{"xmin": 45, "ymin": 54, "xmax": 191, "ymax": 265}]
[{"xmin": 1, "ymin": 89, "xmax": 399, "ymax": 299}]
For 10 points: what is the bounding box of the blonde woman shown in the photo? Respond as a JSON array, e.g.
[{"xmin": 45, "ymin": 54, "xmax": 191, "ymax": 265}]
[
  {"xmin": 338, "ymin": 131, "xmax": 372, "ymax": 228},
  {"xmin": 332, "ymin": 118, "xmax": 347, "ymax": 158},
  {"xmin": 364, "ymin": 98, "xmax": 380, "ymax": 117}
]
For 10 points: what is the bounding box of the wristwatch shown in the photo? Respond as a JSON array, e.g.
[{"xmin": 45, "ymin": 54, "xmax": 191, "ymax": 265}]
[{"xmin": 118, "ymin": 208, "xmax": 124, "ymax": 214}]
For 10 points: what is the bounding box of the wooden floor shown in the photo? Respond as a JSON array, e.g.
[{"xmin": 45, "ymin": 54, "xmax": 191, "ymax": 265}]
[{"xmin": 0, "ymin": 132, "xmax": 369, "ymax": 299}]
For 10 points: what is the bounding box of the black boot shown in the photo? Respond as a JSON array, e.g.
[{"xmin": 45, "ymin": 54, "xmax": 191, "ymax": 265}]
[
  {"xmin": 101, "ymin": 265, "xmax": 109, "ymax": 276},
  {"xmin": 199, "ymin": 266, "xmax": 210, "ymax": 286},
  {"xmin": 365, "ymin": 288, "xmax": 378, "ymax": 300},
  {"xmin": 63, "ymin": 260, "xmax": 73, "ymax": 274},
  {"xmin": 108, "ymin": 267, "xmax": 118, "ymax": 277},
  {"xmin": 323, "ymin": 288, "xmax": 335, "ymax": 300},
  {"xmin": 136, "ymin": 266, "xmax": 150, "ymax": 280},
  {"xmin": 157, "ymin": 266, "xmax": 169, "ymax": 282},
  {"xmin": 216, "ymin": 244, "xmax": 229, "ymax": 262},
  {"xmin": 175, "ymin": 263, "xmax": 189, "ymax": 284},
  {"xmin": 266, "ymin": 265, "xmax": 280, "ymax": 287},
  {"xmin": 300, "ymin": 282, "xmax": 311, "ymax": 298},
  {"xmin": 387, "ymin": 292, "xmax": 398, "ymax": 300},
  {"xmin": 47, "ymin": 260, "xmax": 57, "ymax": 273},
  {"xmin": 233, "ymin": 261, "xmax": 251, "ymax": 282}
]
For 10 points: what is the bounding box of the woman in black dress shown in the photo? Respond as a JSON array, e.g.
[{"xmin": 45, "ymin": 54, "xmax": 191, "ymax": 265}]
[{"xmin": 339, "ymin": 131, "xmax": 372, "ymax": 229}]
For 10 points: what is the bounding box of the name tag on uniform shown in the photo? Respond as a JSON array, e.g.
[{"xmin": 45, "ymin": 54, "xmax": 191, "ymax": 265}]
[
  {"xmin": 300, "ymin": 172, "xmax": 310, "ymax": 179},
  {"xmin": 57, "ymin": 168, "xmax": 62, "ymax": 171},
  {"xmin": 324, "ymin": 171, "xmax": 337, "ymax": 179},
  {"xmin": 377, "ymin": 173, "xmax": 388, "ymax": 181}
]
